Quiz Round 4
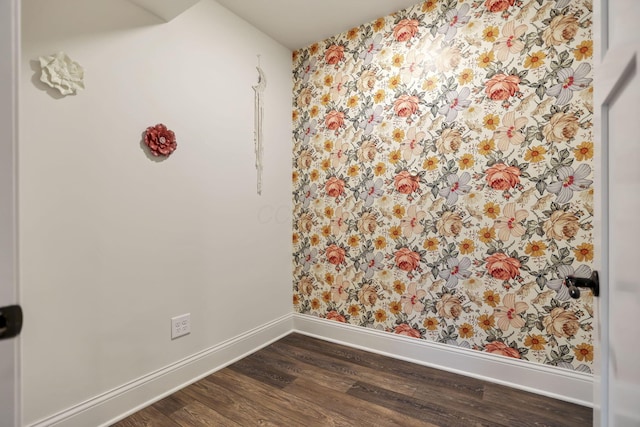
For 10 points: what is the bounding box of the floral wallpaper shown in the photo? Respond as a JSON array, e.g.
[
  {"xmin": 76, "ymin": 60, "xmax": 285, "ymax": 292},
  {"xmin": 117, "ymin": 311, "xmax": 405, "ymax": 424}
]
[{"xmin": 292, "ymin": 0, "xmax": 594, "ymax": 371}]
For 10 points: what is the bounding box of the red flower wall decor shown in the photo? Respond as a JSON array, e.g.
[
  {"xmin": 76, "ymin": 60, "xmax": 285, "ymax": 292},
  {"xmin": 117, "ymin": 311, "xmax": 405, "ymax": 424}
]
[{"xmin": 144, "ymin": 124, "xmax": 177, "ymax": 157}]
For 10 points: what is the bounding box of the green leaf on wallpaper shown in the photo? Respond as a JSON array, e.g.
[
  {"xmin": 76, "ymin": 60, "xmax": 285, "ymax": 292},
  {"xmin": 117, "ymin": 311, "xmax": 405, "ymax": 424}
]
[
  {"xmin": 535, "ymin": 179, "xmax": 546, "ymax": 195},
  {"xmin": 535, "ymin": 84, "xmax": 546, "ymax": 100},
  {"xmin": 536, "ymin": 275, "xmax": 546, "ymax": 289},
  {"xmin": 558, "ymin": 247, "xmax": 571, "ymax": 260},
  {"xmin": 525, "ymin": 126, "xmax": 538, "ymax": 141},
  {"xmin": 559, "ymin": 50, "xmax": 569, "ymax": 62}
]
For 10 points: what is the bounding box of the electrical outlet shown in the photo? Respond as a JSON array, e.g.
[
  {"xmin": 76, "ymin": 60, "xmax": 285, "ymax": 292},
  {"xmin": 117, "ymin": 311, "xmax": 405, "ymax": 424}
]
[{"xmin": 171, "ymin": 313, "xmax": 191, "ymax": 339}]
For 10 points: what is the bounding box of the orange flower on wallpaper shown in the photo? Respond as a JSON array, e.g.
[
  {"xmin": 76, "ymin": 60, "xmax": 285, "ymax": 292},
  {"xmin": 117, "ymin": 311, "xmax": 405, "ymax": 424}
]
[
  {"xmin": 325, "ymin": 176, "xmax": 345, "ymax": 198},
  {"xmin": 325, "ymin": 244, "xmax": 346, "ymax": 266},
  {"xmin": 484, "ymin": 0, "xmax": 515, "ymax": 13},
  {"xmin": 485, "ymin": 163, "xmax": 521, "ymax": 191},
  {"xmin": 393, "ymin": 94, "xmax": 420, "ymax": 117},
  {"xmin": 324, "ymin": 44, "xmax": 344, "ymax": 65},
  {"xmin": 394, "ymin": 248, "xmax": 421, "ymax": 272},
  {"xmin": 393, "ymin": 170, "xmax": 420, "ymax": 194},
  {"xmin": 324, "ymin": 110, "xmax": 345, "ymax": 131},
  {"xmin": 484, "ymin": 73, "xmax": 520, "ymax": 101},
  {"xmin": 326, "ymin": 311, "xmax": 346, "ymax": 322},
  {"xmin": 392, "ymin": 19, "xmax": 420, "ymax": 42},
  {"xmin": 394, "ymin": 324, "xmax": 421, "ymax": 338},
  {"xmin": 486, "ymin": 253, "xmax": 521, "ymax": 281},
  {"xmin": 485, "ymin": 341, "xmax": 520, "ymax": 359}
]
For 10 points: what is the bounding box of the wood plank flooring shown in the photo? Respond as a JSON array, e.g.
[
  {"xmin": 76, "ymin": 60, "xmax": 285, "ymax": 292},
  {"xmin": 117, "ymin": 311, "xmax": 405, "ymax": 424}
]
[{"xmin": 113, "ymin": 333, "xmax": 592, "ymax": 426}]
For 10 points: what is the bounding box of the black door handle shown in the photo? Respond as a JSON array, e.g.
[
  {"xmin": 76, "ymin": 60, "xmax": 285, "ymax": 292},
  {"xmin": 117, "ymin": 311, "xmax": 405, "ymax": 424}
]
[
  {"xmin": 564, "ymin": 271, "xmax": 599, "ymax": 299},
  {"xmin": 0, "ymin": 305, "xmax": 23, "ymax": 340}
]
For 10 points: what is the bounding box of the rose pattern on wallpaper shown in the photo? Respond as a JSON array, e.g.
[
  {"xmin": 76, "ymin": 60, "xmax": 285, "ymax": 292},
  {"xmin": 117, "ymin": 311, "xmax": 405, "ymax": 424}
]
[{"xmin": 292, "ymin": 0, "xmax": 594, "ymax": 371}]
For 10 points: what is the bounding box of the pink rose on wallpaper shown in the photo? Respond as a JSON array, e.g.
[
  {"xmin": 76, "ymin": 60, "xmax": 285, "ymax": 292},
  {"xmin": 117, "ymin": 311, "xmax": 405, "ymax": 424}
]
[
  {"xmin": 326, "ymin": 310, "xmax": 346, "ymax": 323},
  {"xmin": 484, "ymin": 0, "xmax": 514, "ymax": 13},
  {"xmin": 325, "ymin": 110, "xmax": 345, "ymax": 131},
  {"xmin": 325, "ymin": 44, "xmax": 345, "ymax": 65},
  {"xmin": 326, "ymin": 244, "xmax": 346, "ymax": 265},
  {"xmin": 393, "ymin": 94, "xmax": 420, "ymax": 117},
  {"xmin": 486, "ymin": 253, "xmax": 521, "ymax": 281},
  {"xmin": 485, "ymin": 163, "xmax": 521, "ymax": 190},
  {"xmin": 485, "ymin": 341, "xmax": 521, "ymax": 359},
  {"xmin": 393, "ymin": 19, "xmax": 420, "ymax": 42},
  {"xmin": 144, "ymin": 124, "xmax": 177, "ymax": 157},
  {"xmin": 394, "ymin": 170, "xmax": 420, "ymax": 194},
  {"xmin": 394, "ymin": 248, "xmax": 421, "ymax": 272},
  {"xmin": 325, "ymin": 176, "xmax": 345, "ymax": 198},
  {"xmin": 484, "ymin": 74, "xmax": 520, "ymax": 101},
  {"xmin": 394, "ymin": 324, "xmax": 421, "ymax": 338}
]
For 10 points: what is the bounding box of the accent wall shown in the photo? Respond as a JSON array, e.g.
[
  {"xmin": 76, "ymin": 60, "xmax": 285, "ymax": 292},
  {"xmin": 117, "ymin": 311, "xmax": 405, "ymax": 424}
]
[{"xmin": 292, "ymin": 0, "xmax": 594, "ymax": 372}]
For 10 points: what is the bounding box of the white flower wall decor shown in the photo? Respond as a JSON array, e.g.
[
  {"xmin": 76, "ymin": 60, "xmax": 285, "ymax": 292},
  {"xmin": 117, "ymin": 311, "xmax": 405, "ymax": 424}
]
[{"xmin": 38, "ymin": 51, "xmax": 85, "ymax": 96}]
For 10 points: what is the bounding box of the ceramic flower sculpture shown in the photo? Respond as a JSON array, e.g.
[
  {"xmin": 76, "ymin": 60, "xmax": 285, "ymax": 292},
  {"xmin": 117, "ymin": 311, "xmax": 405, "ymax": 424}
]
[
  {"xmin": 38, "ymin": 52, "xmax": 85, "ymax": 96},
  {"xmin": 144, "ymin": 124, "xmax": 177, "ymax": 157}
]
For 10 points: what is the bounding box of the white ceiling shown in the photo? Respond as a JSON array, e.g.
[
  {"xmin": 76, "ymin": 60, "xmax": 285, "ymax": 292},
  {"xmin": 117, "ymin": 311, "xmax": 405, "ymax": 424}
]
[{"xmin": 214, "ymin": 0, "xmax": 423, "ymax": 50}]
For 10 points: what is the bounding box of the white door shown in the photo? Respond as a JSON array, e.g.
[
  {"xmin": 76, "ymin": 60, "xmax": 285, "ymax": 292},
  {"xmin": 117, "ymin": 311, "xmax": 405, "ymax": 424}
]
[
  {"xmin": 594, "ymin": 0, "xmax": 640, "ymax": 426},
  {"xmin": 0, "ymin": 0, "xmax": 20, "ymax": 426}
]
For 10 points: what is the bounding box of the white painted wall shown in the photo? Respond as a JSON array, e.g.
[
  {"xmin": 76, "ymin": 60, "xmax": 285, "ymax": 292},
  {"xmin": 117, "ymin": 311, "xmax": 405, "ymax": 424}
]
[{"xmin": 19, "ymin": 0, "xmax": 292, "ymax": 424}]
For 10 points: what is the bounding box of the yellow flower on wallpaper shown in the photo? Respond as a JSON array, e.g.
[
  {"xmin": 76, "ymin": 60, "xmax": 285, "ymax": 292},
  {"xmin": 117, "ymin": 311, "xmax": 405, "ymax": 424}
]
[
  {"xmin": 292, "ymin": 0, "xmax": 594, "ymax": 371},
  {"xmin": 525, "ymin": 241, "xmax": 547, "ymax": 257},
  {"xmin": 574, "ymin": 141, "xmax": 594, "ymax": 160},
  {"xmin": 458, "ymin": 68, "xmax": 474, "ymax": 85},
  {"xmin": 424, "ymin": 317, "xmax": 438, "ymax": 331},
  {"xmin": 458, "ymin": 153, "xmax": 475, "ymax": 169},
  {"xmin": 525, "ymin": 334, "xmax": 547, "ymax": 351},
  {"xmin": 483, "ymin": 114, "xmax": 500, "ymax": 130},
  {"xmin": 524, "ymin": 51, "xmax": 546, "ymax": 69},
  {"xmin": 478, "ymin": 227, "xmax": 496, "ymax": 243},
  {"xmin": 477, "ymin": 314, "xmax": 495, "ymax": 331},
  {"xmin": 423, "ymin": 76, "xmax": 438, "ymax": 91},
  {"xmin": 483, "ymin": 25, "xmax": 499, "ymax": 42},
  {"xmin": 574, "ymin": 242, "xmax": 594, "ymax": 261},
  {"xmin": 574, "ymin": 40, "xmax": 593, "ymax": 60},
  {"xmin": 483, "ymin": 202, "xmax": 500, "ymax": 219},
  {"xmin": 423, "ymin": 237, "xmax": 439, "ymax": 251},
  {"xmin": 423, "ymin": 156, "xmax": 439, "ymax": 171},
  {"xmin": 477, "ymin": 139, "xmax": 495, "ymax": 155},
  {"xmin": 459, "ymin": 239, "xmax": 474, "ymax": 254},
  {"xmin": 525, "ymin": 145, "xmax": 547, "ymax": 163},
  {"xmin": 574, "ymin": 343, "xmax": 594, "ymax": 362},
  {"xmin": 477, "ymin": 51, "xmax": 495, "ymax": 68}
]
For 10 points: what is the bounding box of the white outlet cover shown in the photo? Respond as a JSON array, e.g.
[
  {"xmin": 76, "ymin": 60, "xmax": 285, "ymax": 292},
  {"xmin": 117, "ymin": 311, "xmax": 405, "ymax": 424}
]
[{"xmin": 171, "ymin": 313, "xmax": 191, "ymax": 339}]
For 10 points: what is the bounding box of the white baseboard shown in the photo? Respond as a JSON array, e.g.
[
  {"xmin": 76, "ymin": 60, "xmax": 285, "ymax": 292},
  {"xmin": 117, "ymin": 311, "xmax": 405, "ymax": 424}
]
[
  {"xmin": 292, "ymin": 313, "xmax": 593, "ymax": 407},
  {"xmin": 29, "ymin": 313, "xmax": 294, "ymax": 427}
]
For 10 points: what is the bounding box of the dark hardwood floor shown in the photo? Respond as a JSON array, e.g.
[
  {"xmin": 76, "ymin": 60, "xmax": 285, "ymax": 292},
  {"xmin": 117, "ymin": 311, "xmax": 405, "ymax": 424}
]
[{"xmin": 113, "ymin": 333, "xmax": 592, "ymax": 426}]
